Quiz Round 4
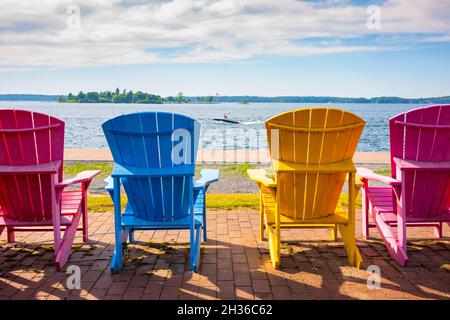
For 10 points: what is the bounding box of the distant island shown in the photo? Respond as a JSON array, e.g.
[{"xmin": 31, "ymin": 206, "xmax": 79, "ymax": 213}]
[
  {"xmin": 58, "ymin": 90, "xmax": 213, "ymax": 104},
  {"xmin": 1, "ymin": 91, "xmax": 450, "ymax": 104},
  {"xmin": 59, "ymin": 89, "xmax": 163, "ymax": 104},
  {"xmin": 205, "ymin": 95, "xmax": 450, "ymax": 104}
]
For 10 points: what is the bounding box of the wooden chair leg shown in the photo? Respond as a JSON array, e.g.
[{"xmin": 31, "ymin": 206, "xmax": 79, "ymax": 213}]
[
  {"xmin": 275, "ymin": 223, "xmax": 280, "ymax": 267},
  {"xmin": 373, "ymin": 211, "xmax": 408, "ymax": 266},
  {"xmin": 259, "ymin": 190, "xmax": 265, "ymax": 241},
  {"xmin": 190, "ymin": 223, "xmax": 202, "ymax": 272},
  {"xmin": 269, "ymin": 188, "xmax": 281, "ymax": 268},
  {"xmin": 394, "ymin": 172, "xmax": 409, "ymax": 266},
  {"xmin": 330, "ymin": 225, "xmax": 337, "ymax": 241},
  {"xmin": 82, "ymin": 215, "xmax": 89, "ymax": 243},
  {"xmin": 82, "ymin": 184, "xmax": 89, "ymax": 242},
  {"xmin": 339, "ymin": 224, "xmax": 363, "ymax": 268},
  {"xmin": 341, "ymin": 172, "xmax": 363, "ymax": 268},
  {"xmin": 361, "ymin": 183, "xmax": 370, "ymax": 239},
  {"xmin": 7, "ymin": 227, "xmax": 15, "ymax": 243},
  {"xmin": 55, "ymin": 211, "xmax": 82, "ymax": 271},
  {"xmin": 111, "ymin": 177, "xmax": 123, "ymax": 274},
  {"xmin": 203, "ymin": 190, "xmax": 207, "ymax": 242},
  {"xmin": 52, "ymin": 187, "xmax": 62, "ymax": 265},
  {"xmin": 434, "ymin": 223, "xmax": 443, "ymax": 238},
  {"xmin": 128, "ymin": 228, "xmax": 135, "ymax": 243},
  {"xmin": 111, "ymin": 231, "xmax": 124, "ymax": 274},
  {"xmin": 259, "ymin": 214, "xmax": 265, "ymax": 241},
  {"xmin": 267, "ymin": 225, "xmax": 280, "ymax": 269}
]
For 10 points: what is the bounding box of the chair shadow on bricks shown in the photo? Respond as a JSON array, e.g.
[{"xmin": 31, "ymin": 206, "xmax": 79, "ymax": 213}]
[
  {"xmin": 0, "ymin": 238, "xmax": 120, "ymax": 300},
  {"xmin": 196, "ymin": 223, "xmax": 450, "ymax": 300},
  {"xmin": 1, "ymin": 212, "xmax": 450, "ymax": 300}
]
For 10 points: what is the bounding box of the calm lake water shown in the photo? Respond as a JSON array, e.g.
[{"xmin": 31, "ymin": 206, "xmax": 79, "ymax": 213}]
[{"xmin": 0, "ymin": 101, "xmax": 428, "ymax": 151}]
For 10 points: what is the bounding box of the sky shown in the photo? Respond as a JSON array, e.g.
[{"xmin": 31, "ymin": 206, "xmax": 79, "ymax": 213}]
[{"xmin": 0, "ymin": 0, "xmax": 449, "ymax": 98}]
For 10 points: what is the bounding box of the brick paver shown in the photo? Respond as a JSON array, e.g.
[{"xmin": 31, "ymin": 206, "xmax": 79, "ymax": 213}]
[{"xmin": 1, "ymin": 209, "xmax": 449, "ymax": 300}]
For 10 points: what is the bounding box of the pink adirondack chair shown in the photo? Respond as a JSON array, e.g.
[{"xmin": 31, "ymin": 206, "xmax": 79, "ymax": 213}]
[
  {"xmin": 358, "ymin": 105, "xmax": 450, "ymax": 266},
  {"xmin": 0, "ymin": 110, "xmax": 100, "ymax": 270}
]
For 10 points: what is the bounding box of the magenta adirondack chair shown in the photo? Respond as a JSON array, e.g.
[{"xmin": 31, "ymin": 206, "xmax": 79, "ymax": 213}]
[
  {"xmin": 0, "ymin": 110, "xmax": 100, "ymax": 270},
  {"xmin": 358, "ymin": 104, "xmax": 450, "ymax": 266}
]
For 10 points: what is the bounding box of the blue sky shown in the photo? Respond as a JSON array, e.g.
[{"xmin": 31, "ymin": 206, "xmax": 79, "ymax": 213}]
[{"xmin": 0, "ymin": 0, "xmax": 449, "ymax": 98}]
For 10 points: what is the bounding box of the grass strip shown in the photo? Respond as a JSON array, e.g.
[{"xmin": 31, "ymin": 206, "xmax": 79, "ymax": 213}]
[{"xmin": 87, "ymin": 193, "xmax": 361, "ymax": 212}]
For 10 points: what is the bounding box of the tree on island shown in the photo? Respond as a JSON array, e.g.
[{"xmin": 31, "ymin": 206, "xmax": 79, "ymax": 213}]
[
  {"xmin": 176, "ymin": 92, "xmax": 184, "ymax": 103},
  {"xmin": 59, "ymin": 88, "xmax": 163, "ymax": 104},
  {"xmin": 78, "ymin": 91, "xmax": 86, "ymax": 101},
  {"xmin": 195, "ymin": 96, "xmax": 213, "ymax": 103},
  {"xmin": 86, "ymin": 92, "xmax": 99, "ymax": 102}
]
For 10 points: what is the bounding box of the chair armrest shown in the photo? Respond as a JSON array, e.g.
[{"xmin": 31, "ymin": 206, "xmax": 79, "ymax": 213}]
[
  {"xmin": 111, "ymin": 163, "xmax": 195, "ymax": 178},
  {"xmin": 0, "ymin": 161, "xmax": 60, "ymax": 175},
  {"xmin": 272, "ymin": 158, "xmax": 355, "ymax": 173},
  {"xmin": 353, "ymin": 173, "xmax": 364, "ymax": 189},
  {"xmin": 356, "ymin": 167, "xmax": 401, "ymax": 186},
  {"xmin": 247, "ymin": 169, "xmax": 277, "ymax": 188},
  {"xmin": 195, "ymin": 169, "xmax": 219, "ymax": 188},
  {"xmin": 394, "ymin": 157, "xmax": 450, "ymax": 171},
  {"xmin": 56, "ymin": 170, "xmax": 101, "ymax": 188}
]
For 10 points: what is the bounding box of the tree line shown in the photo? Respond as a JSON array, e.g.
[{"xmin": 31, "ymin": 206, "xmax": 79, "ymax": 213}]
[
  {"xmin": 58, "ymin": 90, "xmax": 218, "ymax": 104},
  {"xmin": 3, "ymin": 92, "xmax": 449, "ymax": 104},
  {"xmin": 203, "ymin": 96, "xmax": 450, "ymax": 104},
  {"xmin": 59, "ymin": 89, "xmax": 163, "ymax": 104}
]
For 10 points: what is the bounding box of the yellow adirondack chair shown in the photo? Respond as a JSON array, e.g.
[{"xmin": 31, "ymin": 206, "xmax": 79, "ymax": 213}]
[{"xmin": 247, "ymin": 108, "xmax": 365, "ymax": 268}]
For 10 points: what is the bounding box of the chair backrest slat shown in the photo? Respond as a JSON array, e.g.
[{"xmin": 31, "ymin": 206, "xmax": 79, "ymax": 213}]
[
  {"xmin": 11, "ymin": 111, "xmax": 39, "ymax": 221},
  {"xmin": 266, "ymin": 108, "xmax": 365, "ymax": 220},
  {"xmin": 103, "ymin": 112, "xmax": 199, "ymax": 222},
  {"xmin": 389, "ymin": 105, "xmax": 450, "ymax": 218},
  {"xmin": 0, "ymin": 110, "xmax": 64, "ymax": 222}
]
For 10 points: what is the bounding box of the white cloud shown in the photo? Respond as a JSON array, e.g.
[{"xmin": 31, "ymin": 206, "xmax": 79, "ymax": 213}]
[{"xmin": 0, "ymin": 0, "xmax": 449, "ymax": 71}]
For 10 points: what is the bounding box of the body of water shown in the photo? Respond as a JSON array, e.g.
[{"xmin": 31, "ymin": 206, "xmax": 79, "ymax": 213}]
[{"xmin": 0, "ymin": 101, "xmax": 428, "ymax": 151}]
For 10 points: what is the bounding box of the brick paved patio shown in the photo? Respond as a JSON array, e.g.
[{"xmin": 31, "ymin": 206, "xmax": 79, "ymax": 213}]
[{"xmin": 1, "ymin": 209, "xmax": 449, "ymax": 300}]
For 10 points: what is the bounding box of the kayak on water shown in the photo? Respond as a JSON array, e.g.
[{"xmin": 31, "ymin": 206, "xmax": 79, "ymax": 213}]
[
  {"xmin": 213, "ymin": 113, "xmax": 239, "ymax": 124},
  {"xmin": 213, "ymin": 118, "xmax": 240, "ymax": 124}
]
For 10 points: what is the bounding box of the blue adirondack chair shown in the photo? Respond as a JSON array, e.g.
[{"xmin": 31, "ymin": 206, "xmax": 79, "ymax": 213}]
[{"xmin": 102, "ymin": 112, "xmax": 219, "ymax": 273}]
